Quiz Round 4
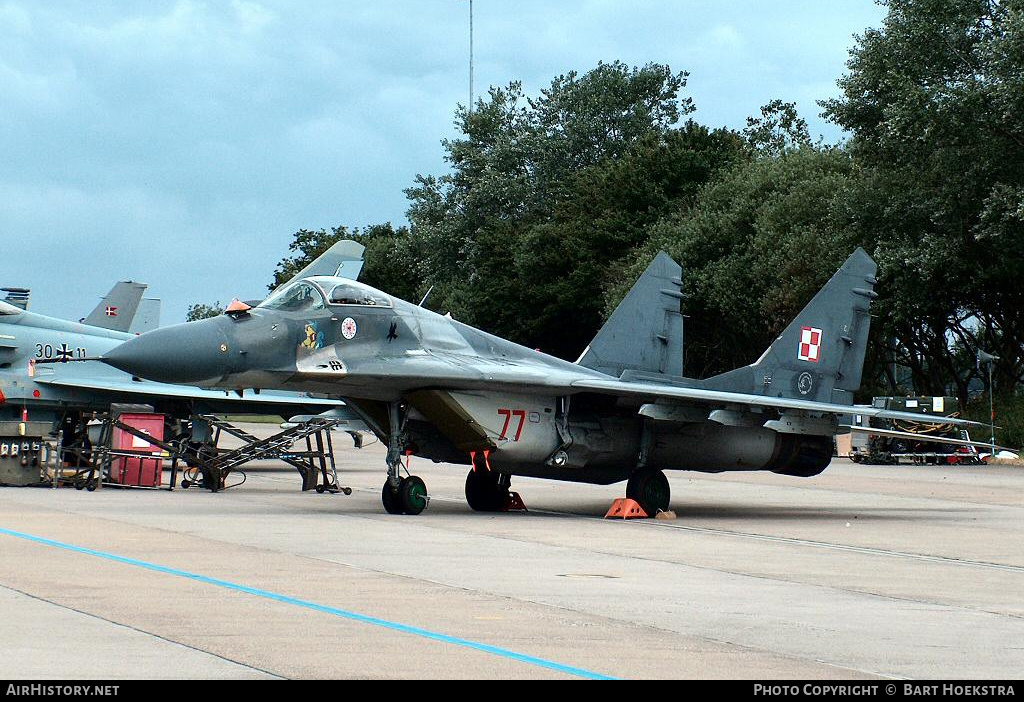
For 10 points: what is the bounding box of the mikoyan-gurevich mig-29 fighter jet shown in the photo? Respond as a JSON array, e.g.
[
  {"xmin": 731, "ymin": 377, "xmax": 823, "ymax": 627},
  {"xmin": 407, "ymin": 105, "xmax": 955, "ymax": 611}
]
[{"xmin": 99, "ymin": 248, "xmax": 983, "ymax": 516}]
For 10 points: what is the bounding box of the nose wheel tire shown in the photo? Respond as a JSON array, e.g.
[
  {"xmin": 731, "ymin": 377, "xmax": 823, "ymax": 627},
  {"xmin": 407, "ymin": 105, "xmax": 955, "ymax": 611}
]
[
  {"xmin": 465, "ymin": 469, "xmax": 510, "ymax": 512},
  {"xmin": 382, "ymin": 481, "xmax": 403, "ymax": 514},
  {"xmin": 626, "ymin": 468, "xmax": 670, "ymax": 515},
  {"xmin": 400, "ymin": 475, "xmax": 428, "ymax": 515},
  {"xmin": 382, "ymin": 476, "xmax": 429, "ymax": 515}
]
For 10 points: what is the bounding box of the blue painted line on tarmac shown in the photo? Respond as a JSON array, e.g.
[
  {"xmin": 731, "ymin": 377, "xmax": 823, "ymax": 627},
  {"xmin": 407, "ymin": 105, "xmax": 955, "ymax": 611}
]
[{"xmin": 0, "ymin": 526, "xmax": 616, "ymax": 680}]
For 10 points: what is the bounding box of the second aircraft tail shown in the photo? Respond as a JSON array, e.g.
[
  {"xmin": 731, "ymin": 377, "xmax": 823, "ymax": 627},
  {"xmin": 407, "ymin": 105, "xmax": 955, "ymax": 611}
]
[
  {"xmin": 82, "ymin": 281, "xmax": 147, "ymax": 333},
  {"xmin": 703, "ymin": 248, "xmax": 877, "ymax": 406}
]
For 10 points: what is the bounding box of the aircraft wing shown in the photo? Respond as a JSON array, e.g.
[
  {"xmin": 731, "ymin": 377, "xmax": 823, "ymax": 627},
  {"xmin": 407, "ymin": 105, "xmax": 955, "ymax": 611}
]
[
  {"xmin": 34, "ymin": 375, "xmax": 341, "ymax": 408},
  {"xmin": 568, "ymin": 377, "xmax": 986, "ymax": 428},
  {"xmin": 846, "ymin": 426, "xmax": 1011, "ymax": 452},
  {"xmin": 312, "ymin": 349, "xmax": 984, "ymax": 430}
]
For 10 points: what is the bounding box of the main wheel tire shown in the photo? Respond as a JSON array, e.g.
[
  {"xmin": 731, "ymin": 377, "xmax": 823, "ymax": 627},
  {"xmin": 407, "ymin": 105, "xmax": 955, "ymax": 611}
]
[
  {"xmin": 465, "ymin": 469, "xmax": 508, "ymax": 512},
  {"xmin": 399, "ymin": 475, "xmax": 428, "ymax": 515},
  {"xmin": 382, "ymin": 481, "xmax": 403, "ymax": 514},
  {"xmin": 626, "ymin": 468, "xmax": 670, "ymax": 515}
]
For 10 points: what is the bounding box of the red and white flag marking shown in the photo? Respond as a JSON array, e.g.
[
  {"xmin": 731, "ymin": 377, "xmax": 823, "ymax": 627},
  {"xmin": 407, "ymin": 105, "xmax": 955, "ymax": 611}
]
[{"xmin": 798, "ymin": 326, "xmax": 822, "ymax": 363}]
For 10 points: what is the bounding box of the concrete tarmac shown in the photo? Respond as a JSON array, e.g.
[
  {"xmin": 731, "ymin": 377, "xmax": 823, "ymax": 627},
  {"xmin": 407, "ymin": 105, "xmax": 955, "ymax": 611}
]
[{"xmin": 1, "ymin": 425, "xmax": 1022, "ymax": 680}]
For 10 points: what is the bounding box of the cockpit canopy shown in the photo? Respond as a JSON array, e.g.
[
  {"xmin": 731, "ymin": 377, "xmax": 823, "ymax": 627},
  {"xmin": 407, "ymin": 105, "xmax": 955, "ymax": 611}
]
[
  {"xmin": 258, "ymin": 277, "xmax": 393, "ymax": 312},
  {"xmin": 327, "ymin": 283, "xmax": 392, "ymax": 307},
  {"xmin": 259, "ymin": 281, "xmax": 325, "ymax": 312}
]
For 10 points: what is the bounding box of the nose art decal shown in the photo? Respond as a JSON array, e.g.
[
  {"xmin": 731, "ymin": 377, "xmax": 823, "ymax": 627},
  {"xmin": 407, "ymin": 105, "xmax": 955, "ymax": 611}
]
[{"xmin": 301, "ymin": 322, "xmax": 325, "ymax": 350}]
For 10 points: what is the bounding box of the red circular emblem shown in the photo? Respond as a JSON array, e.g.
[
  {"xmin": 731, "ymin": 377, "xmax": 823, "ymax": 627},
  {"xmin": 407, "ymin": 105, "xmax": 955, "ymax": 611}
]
[{"xmin": 341, "ymin": 317, "xmax": 358, "ymax": 340}]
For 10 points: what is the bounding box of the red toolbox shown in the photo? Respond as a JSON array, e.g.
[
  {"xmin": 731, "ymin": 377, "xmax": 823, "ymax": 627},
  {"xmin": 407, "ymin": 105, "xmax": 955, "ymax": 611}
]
[{"xmin": 109, "ymin": 413, "xmax": 164, "ymax": 487}]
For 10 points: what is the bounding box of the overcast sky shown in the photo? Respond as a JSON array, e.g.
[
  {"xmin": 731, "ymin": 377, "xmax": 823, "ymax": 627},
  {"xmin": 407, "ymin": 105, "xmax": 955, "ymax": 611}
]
[{"xmin": 1, "ymin": 0, "xmax": 886, "ymax": 324}]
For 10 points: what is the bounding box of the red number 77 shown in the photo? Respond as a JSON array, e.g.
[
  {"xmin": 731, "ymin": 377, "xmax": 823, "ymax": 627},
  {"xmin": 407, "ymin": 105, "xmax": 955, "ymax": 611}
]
[{"xmin": 497, "ymin": 409, "xmax": 527, "ymax": 442}]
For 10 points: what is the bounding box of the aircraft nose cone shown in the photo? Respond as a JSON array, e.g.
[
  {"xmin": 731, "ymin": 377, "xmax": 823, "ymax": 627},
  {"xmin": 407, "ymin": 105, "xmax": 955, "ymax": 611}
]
[{"xmin": 104, "ymin": 317, "xmax": 232, "ymax": 385}]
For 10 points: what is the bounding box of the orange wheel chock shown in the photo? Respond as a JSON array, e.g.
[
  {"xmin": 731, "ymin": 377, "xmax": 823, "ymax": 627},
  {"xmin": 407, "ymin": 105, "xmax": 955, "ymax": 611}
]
[{"xmin": 604, "ymin": 498, "xmax": 649, "ymax": 520}]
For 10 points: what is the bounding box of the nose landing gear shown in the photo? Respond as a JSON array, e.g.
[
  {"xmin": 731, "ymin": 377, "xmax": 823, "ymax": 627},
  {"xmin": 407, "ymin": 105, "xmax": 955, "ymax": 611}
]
[
  {"xmin": 382, "ymin": 475, "xmax": 428, "ymax": 515},
  {"xmin": 379, "ymin": 402, "xmax": 429, "ymax": 515}
]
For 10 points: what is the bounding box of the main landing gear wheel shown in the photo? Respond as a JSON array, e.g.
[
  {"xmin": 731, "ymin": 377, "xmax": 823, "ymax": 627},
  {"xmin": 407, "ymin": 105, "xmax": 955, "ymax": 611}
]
[
  {"xmin": 626, "ymin": 468, "xmax": 670, "ymax": 515},
  {"xmin": 382, "ymin": 476, "xmax": 429, "ymax": 515},
  {"xmin": 465, "ymin": 469, "xmax": 510, "ymax": 512}
]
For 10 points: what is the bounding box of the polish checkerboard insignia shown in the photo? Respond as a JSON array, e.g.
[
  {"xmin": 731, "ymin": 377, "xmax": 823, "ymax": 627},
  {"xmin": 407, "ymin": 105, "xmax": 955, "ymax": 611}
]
[{"xmin": 798, "ymin": 326, "xmax": 822, "ymax": 363}]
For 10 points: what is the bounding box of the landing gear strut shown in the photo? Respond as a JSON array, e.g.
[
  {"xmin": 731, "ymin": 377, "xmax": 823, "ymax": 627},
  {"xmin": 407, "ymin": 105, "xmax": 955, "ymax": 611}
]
[
  {"xmin": 380, "ymin": 402, "xmax": 429, "ymax": 515},
  {"xmin": 626, "ymin": 467, "xmax": 670, "ymax": 515}
]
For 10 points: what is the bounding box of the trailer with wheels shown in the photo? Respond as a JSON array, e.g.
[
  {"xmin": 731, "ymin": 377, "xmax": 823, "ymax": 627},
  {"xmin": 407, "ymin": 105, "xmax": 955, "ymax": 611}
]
[{"xmin": 849, "ymin": 396, "xmax": 983, "ymax": 465}]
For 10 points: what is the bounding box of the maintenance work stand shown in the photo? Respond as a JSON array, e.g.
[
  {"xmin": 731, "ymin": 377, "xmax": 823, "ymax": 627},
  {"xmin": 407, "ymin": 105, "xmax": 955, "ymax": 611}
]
[{"xmin": 49, "ymin": 409, "xmax": 353, "ymax": 494}]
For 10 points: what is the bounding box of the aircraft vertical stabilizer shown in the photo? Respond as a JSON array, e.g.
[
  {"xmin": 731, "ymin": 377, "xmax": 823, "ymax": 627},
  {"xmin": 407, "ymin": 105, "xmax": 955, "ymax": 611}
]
[
  {"xmin": 274, "ymin": 240, "xmax": 366, "ymax": 294},
  {"xmin": 577, "ymin": 252, "xmax": 684, "ymax": 377},
  {"xmin": 704, "ymin": 248, "xmax": 877, "ymax": 405},
  {"xmin": 128, "ymin": 298, "xmax": 162, "ymax": 333},
  {"xmin": 1, "ymin": 288, "xmax": 30, "ymax": 310},
  {"xmin": 83, "ymin": 281, "xmax": 147, "ymax": 333}
]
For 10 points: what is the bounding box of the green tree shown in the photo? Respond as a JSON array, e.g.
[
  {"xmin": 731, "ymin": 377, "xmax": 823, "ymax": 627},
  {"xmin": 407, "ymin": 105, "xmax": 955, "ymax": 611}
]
[
  {"xmin": 617, "ymin": 146, "xmax": 860, "ymax": 378},
  {"xmin": 185, "ymin": 302, "xmax": 224, "ymax": 322},
  {"xmin": 269, "ymin": 223, "xmax": 423, "ymax": 304},
  {"xmin": 403, "ymin": 61, "xmax": 746, "ymax": 357},
  {"xmin": 270, "ymin": 226, "xmax": 359, "ymax": 290},
  {"xmin": 510, "ymin": 124, "xmax": 745, "ymax": 357},
  {"xmin": 821, "ymin": 0, "xmax": 1024, "ymax": 402},
  {"xmin": 742, "ymin": 99, "xmax": 812, "ymax": 156}
]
